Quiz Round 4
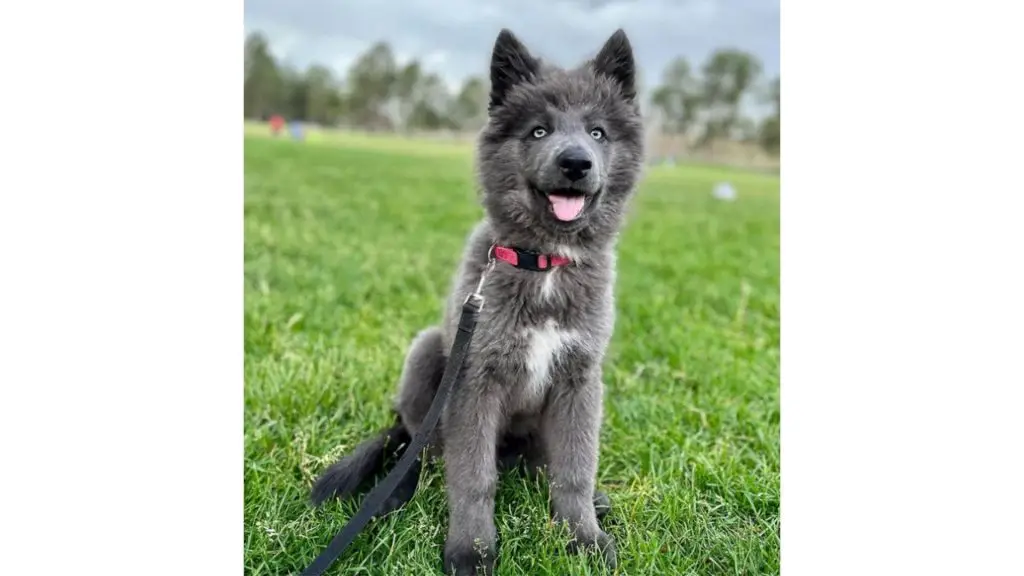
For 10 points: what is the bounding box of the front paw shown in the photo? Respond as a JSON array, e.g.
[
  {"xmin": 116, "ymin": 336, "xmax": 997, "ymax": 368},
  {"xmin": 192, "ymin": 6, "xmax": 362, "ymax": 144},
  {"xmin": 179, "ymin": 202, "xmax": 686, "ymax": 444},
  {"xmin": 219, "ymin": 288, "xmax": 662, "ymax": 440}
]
[
  {"xmin": 567, "ymin": 530, "xmax": 617, "ymax": 570},
  {"xmin": 442, "ymin": 539, "xmax": 497, "ymax": 575}
]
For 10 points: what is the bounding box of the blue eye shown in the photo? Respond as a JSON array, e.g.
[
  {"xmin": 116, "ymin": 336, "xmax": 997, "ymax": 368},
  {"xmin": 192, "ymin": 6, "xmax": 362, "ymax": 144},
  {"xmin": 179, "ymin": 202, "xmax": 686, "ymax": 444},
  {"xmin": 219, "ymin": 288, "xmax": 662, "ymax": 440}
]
[
  {"xmin": 532, "ymin": 127, "xmax": 548, "ymax": 139},
  {"xmin": 589, "ymin": 128, "xmax": 605, "ymax": 140}
]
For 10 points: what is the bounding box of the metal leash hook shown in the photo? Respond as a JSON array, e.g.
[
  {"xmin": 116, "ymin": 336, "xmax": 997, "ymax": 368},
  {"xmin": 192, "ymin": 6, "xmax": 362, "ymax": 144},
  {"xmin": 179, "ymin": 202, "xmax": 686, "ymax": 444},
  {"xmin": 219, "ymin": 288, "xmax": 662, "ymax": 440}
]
[{"xmin": 464, "ymin": 245, "xmax": 497, "ymax": 311}]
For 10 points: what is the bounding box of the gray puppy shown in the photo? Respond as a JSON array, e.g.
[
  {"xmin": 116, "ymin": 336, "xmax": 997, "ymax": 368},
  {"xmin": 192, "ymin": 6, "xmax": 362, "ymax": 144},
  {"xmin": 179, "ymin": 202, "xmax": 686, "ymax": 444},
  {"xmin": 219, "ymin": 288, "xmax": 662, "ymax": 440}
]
[{"xmin": 312, "ymin": 28, "xmax": 645, "ymax": 575}]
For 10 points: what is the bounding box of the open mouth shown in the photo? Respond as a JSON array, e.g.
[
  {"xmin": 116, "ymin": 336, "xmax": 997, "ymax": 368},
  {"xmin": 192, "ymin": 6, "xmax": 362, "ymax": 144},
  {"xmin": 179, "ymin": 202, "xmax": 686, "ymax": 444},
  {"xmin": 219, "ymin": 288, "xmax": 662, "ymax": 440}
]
[{"xmin": 530, "ymin": 185, "xmax": 593, "ymax": 222}]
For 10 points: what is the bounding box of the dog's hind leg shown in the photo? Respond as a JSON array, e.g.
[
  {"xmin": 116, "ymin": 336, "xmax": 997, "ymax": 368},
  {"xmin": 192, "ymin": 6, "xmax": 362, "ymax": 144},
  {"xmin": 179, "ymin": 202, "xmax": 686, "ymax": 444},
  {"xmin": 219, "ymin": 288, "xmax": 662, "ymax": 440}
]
[
  {"xmin": 365, "ymin": 326, "xmax": 447, "ymax": 514},
  {"xmin": 374, "ymin": 449, "xmax": 422, "ymax": 516},
  {"xmin": 395, "ymin": 326, "xmax": 447, "ymax": 437},
  {"xmin": 310, "ymin": 326, "xmax": 445, "ymax": 514}
]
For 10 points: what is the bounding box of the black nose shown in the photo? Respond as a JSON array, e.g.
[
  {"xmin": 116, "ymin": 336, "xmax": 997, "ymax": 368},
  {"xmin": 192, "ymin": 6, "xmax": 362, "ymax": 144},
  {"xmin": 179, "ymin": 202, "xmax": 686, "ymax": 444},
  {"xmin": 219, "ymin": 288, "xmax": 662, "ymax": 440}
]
[{"xmin": 557, "ymin": 148, "xmax": 592, "ymax": 182}]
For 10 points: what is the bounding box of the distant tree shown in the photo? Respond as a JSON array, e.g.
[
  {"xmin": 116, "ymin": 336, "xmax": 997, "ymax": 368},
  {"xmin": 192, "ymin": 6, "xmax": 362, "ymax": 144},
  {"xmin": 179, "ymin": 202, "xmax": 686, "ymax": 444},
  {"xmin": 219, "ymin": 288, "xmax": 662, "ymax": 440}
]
[
  {"xmin": 386, "ymin": 61, "xmax": 423, "ymax": 130},
  {"xmin": 447, "ymin": 75, "xmax": 488, "ymax": 131},
  {"xmin": 650, "ymin": 57, "xmax": 703, "ymax": 137},
  {"xmin": 279, "ymin": 65, "xmax": 306, "ymax": 120},
  {"xmin": 303, "ymin": 64, "xmax": 342, "ymax": 125},
  {"xmin": 261, "ymin": 60, "xmax": 343, "ymax": 126},
  {"xmin": 244, "ymin": 31, "xmax": 284, "ymax": 119},
  {"xmin": 406, "ymin": 73, "xmax": 454, "ymax": 130},
  {"xmin": 759, "ymin": 76, "xmax": 780, "ymax": 156},
  {"xmin": 697, "ymin": 49, "xmax": 762, "ymax": 147},
  {"xmin": 346, "ymin": 41, "xmax": 398, "ymax": 129},
  {"xmin": 735, "ymin": 117, "xmax": 759, "ymax": 143}
]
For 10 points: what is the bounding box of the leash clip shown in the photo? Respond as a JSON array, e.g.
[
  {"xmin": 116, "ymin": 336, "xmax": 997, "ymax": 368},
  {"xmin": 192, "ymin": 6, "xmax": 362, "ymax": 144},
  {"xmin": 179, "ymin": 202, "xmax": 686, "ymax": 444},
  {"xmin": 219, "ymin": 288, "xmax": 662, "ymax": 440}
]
[{"xmin": 464, "ymin": 245, "xmax": 497, "ymax": 311}]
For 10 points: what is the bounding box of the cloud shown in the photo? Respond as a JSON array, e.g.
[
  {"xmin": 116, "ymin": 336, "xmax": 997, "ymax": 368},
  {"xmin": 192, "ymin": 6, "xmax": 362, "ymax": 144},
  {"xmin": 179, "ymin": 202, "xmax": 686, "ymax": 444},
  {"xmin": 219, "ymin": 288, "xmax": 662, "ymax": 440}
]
[{"xmin": 244, "ymin": 0, "xmax": 778, "ymax": 98}]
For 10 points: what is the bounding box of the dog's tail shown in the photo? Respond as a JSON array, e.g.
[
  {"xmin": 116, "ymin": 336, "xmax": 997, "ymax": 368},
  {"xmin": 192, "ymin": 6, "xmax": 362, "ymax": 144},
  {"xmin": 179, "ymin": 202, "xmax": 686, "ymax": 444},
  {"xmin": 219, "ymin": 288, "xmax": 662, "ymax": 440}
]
[{"xmin": 310, "ymin": 416, "xmax": 411, "ymax": 506}]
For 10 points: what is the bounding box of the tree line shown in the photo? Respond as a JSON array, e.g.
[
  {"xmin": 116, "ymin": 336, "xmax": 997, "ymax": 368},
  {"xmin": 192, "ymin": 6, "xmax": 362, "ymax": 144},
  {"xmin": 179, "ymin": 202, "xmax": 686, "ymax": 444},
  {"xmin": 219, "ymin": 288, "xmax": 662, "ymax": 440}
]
[{"xmin": 244, "ymin": 31, "xmax": 779, "ymax": 156}]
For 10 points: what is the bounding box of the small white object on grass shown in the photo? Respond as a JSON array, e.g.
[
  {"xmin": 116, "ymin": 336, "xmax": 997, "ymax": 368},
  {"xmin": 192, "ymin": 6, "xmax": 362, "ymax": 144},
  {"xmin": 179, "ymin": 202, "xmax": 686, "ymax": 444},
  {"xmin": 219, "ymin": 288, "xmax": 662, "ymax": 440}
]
[{"xmin": 713, "ymin": 182, "xmax": 737, "ymax": 201}]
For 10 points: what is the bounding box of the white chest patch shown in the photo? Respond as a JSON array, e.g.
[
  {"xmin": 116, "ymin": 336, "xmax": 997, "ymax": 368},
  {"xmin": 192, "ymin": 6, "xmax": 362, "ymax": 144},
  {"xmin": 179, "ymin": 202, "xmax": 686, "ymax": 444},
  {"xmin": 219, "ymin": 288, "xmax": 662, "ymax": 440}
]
[
  {"xmin": 523, "ymin": 319, "xmax": 579, "ymax": 398},
  {"xmin": 539, "ymin": 245, "xmax": 580, "ymax": 301},
  {"xmin": 539, "ymin": 273, "xmax": 557, "ymax": 301}
]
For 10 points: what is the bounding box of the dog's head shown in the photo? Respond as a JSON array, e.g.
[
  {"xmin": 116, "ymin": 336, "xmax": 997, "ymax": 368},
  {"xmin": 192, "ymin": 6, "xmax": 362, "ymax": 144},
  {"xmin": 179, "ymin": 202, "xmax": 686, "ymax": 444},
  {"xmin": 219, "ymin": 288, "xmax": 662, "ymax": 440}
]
[{"xmin": 477, "ymin": 28, "xmax": 645, "ymax": 249}]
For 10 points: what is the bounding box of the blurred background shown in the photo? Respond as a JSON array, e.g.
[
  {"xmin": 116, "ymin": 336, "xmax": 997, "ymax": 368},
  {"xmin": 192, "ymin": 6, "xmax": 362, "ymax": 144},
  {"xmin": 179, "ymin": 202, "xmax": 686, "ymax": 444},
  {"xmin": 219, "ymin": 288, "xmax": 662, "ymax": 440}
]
[{"xmin": 243, "ymin": 0, "xmax": 780, "ymax": 172}]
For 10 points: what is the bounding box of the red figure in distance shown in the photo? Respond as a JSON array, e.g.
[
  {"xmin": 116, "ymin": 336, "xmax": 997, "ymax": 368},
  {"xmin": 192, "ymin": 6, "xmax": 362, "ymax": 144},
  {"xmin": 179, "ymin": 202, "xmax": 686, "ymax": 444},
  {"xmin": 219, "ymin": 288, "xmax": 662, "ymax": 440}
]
[{"xmin": 269, "ymin": 114, "xmax": 285, "ymax": 136}]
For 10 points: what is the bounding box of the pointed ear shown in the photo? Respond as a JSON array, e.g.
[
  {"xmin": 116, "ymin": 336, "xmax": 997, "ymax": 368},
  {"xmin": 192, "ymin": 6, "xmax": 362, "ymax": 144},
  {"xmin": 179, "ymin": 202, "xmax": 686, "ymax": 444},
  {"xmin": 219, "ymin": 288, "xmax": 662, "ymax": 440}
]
[
  {"xmin": 592, "ymin": 29, "xmax": 636, "ymax": 100},
  {"xmin": 489, "ymin": 29, "xmax": 539, "ymax": 110}
]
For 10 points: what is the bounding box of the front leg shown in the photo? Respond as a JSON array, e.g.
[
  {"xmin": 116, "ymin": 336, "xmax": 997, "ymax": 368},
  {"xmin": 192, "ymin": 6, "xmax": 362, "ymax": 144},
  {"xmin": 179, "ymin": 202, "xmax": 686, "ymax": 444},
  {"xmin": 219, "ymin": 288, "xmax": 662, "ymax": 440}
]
[
  {"xmin": 540, "ymin": 364, "xmax": 616, "ymax": 569},
  {"xmin": 442, "ymin": 385, "xmax": 501, "ymax": 575}
]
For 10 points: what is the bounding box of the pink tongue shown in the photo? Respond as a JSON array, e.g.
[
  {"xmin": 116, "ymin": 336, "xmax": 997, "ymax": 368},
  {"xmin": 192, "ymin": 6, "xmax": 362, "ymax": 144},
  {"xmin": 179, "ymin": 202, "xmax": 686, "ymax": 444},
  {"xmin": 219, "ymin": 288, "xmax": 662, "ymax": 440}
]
[{"xmin": 548, "ymin": 195, "xmax": 585, "ymax": 221}]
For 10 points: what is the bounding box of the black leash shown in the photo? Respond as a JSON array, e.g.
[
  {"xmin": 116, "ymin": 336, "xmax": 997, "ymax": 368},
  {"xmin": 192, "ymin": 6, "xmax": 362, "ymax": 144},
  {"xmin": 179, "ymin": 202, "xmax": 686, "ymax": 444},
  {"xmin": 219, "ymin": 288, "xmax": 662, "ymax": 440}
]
[{"xmin": 301, "ymin": 259, "xmax": 494, "ymax": 576}]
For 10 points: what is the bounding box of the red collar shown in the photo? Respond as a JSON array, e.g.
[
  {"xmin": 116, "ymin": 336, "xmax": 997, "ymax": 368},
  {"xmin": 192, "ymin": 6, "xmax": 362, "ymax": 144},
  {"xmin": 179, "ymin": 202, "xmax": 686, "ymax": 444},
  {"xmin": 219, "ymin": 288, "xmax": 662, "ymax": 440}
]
[{"xmin": 492, "ymin": 245, "xmax": 572, "ymax": 272}]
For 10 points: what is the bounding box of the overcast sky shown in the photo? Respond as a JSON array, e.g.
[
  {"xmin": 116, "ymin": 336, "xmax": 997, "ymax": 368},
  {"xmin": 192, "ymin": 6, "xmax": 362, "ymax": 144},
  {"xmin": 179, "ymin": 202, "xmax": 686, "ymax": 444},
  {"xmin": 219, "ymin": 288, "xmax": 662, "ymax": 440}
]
[{"xmin": 244, "ymin": 0, "xmax": 778, "ymax": 101}]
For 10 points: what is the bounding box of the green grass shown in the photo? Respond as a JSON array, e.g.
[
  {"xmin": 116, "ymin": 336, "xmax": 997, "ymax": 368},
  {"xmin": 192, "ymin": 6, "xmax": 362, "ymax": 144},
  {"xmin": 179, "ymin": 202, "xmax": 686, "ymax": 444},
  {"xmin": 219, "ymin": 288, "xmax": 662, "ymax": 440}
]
[{"xmin": 244, "ymin": 131, "xmax": 780, "ymax": 575}]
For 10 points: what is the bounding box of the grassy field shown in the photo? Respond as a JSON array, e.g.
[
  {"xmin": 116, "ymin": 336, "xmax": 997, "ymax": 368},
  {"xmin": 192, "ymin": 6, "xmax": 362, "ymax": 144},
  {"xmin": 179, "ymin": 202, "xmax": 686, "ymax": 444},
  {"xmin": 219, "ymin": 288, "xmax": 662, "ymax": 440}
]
[{"xmin": 244, "ymin": 130, "xmax": 780, "ymax": 575}]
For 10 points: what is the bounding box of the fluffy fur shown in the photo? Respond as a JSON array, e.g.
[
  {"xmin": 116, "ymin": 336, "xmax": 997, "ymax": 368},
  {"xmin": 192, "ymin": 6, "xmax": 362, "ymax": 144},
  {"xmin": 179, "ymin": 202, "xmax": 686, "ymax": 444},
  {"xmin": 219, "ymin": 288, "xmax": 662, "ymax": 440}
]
[{"xmin": 311, "ymin": 28, "xmax": 645, "ymax": 575}]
